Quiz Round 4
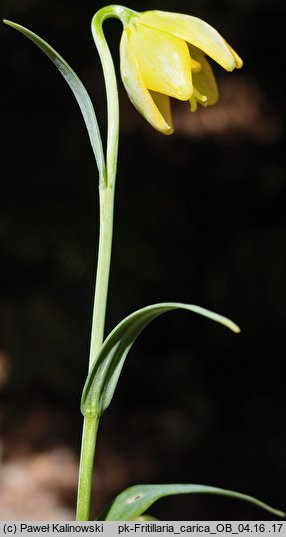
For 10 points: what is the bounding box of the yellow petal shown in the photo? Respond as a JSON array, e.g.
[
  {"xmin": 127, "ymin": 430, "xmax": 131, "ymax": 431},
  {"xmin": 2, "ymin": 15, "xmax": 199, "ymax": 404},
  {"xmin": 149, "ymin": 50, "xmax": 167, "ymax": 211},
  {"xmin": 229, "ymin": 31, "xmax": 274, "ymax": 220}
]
[
  {"xmin": 189, "ymin": 46, "xmax": 219, "ymax": 107},
  {"xmin": 149, "ymin": 90, "xmax": 173, "ymax": 129},
  {"xmin": 226, "ymin": 42, "xmax": 243, "ymax": 68},
  {"xmin": 138, "ymin": 10, "xmax": 239, "ymax": 72},
  {"xmin": 131, "ymin": 23, "xmax": 193, "ymax": 101},
  {"xmin": 120, "ymin": 28, "xmax": 174, "ymax": 134}
]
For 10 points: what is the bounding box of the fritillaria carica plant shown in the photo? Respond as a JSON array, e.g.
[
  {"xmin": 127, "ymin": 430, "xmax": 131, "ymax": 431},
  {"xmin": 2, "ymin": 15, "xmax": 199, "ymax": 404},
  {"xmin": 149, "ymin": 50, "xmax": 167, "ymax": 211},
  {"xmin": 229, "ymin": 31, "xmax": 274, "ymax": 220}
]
[{"xmin": 4, "ymin": 5, "xmax": 285, "ymax": 522}]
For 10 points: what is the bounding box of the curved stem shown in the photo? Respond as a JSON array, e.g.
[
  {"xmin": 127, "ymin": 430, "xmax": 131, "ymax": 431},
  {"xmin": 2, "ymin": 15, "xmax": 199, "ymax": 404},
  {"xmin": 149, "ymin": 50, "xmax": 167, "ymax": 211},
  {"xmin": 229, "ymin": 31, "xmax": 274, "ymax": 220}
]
[
  {"xmin": 87, "ymin": 8, "xmax": 121, "ymax": 371},
  {"xmin": 88, "ymin": 5, "xmax": 137, "ymax": 363},
  {"xmin": 77, "ymin": 6, "xmax": 135, "ymax": 520}
]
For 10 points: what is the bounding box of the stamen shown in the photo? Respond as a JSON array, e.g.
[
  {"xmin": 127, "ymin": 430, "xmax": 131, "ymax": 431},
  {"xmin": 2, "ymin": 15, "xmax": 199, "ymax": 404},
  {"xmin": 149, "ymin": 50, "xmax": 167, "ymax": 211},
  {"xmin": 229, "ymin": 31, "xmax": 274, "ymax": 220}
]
[
  {"xmin": 193, "ymin": 87, "xmax": 207, "ymax": 103},
  {"xmin": 190, "ymin": 58, "xmax": 201, "ymax": 73},
  {"xmin": 189, "ymin": 96, "xmax": 197, "ymax": 112}
]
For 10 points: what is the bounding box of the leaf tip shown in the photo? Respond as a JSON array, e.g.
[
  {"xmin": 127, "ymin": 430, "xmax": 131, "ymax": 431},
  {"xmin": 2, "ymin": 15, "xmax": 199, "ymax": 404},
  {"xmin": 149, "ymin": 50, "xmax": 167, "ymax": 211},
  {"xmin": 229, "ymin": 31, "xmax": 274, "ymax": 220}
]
[
  {"xmin": 3, "ymin": 19, "xmax": 17, "ymax": 30},
  {"xmin": 222, "ymin": 318, "xmax": 241, "ymax": 333}
]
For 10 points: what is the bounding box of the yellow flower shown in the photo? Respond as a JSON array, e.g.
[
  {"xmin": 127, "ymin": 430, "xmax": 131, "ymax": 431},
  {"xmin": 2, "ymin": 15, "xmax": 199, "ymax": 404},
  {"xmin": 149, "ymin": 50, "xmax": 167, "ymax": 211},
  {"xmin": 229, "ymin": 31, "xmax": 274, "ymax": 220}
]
[{"xmin": 120, "ymin": 10, "xmax": 243, "ymax": 134}]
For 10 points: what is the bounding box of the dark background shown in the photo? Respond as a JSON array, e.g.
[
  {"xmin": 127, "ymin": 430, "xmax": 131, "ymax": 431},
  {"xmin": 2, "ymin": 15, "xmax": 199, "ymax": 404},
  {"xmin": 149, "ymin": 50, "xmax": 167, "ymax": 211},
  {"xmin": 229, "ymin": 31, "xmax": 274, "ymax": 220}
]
[{"xmin": 1, "ymin": 0, "xmax": 286, "ymax": 521}]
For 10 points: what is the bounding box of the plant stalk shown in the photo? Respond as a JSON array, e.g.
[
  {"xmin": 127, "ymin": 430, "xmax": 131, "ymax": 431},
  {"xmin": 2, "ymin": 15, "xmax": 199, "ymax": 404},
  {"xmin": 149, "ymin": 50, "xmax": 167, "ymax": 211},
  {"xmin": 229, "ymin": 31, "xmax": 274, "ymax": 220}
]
[
  {"xmin": 76, "ymin": 414, "xmax": 99, "ymax": 521},
  {"xmin": 76, "ymin": 6, "xmax": 123, "ymax": 520},
  {"xmin": 88, "ymin": 185, "xmax": 115, "ymax": 371},
  {"xmin": 76, "ymin": 184, "xmax": 115, "ymax": 521}
]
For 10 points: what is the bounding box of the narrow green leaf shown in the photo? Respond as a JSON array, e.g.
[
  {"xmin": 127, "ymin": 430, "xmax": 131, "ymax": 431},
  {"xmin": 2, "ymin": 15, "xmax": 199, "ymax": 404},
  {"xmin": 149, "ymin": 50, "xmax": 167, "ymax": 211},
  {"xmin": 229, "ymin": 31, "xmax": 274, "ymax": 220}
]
[
  {"xmin": 3, "ymin": 19, "xmax": 105, "ymax": 181},
  {"xmin": 81, "ymin": 302, "xmax": 240, "ymax": 417},
  {"xmin": 98, "ymin": 483, "xmax": 285, "ymax": 521}
]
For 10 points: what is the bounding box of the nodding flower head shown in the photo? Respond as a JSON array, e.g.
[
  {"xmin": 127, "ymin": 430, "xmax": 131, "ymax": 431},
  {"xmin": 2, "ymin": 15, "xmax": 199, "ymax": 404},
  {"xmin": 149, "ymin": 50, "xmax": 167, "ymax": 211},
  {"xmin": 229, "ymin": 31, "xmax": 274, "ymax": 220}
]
[{"xmin": 119, "ymin": 9, "xmax": 243, "ymax": 134}]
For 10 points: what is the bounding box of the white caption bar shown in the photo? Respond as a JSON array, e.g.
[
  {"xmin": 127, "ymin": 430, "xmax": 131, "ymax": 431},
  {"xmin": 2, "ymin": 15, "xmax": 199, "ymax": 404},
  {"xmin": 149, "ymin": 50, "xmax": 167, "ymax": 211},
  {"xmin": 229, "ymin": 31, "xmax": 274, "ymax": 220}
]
[{"xmin": 0, "ymin": 521, "xmax": 285, "ymax": 537}]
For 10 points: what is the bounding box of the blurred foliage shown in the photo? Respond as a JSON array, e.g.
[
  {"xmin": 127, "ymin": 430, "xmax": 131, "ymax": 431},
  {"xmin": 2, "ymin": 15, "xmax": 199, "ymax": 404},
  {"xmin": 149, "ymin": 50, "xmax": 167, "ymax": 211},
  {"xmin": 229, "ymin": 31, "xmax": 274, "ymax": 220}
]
[{"xmin": 1, "ymin": 0, "xmax": 286, "ymax": 520}]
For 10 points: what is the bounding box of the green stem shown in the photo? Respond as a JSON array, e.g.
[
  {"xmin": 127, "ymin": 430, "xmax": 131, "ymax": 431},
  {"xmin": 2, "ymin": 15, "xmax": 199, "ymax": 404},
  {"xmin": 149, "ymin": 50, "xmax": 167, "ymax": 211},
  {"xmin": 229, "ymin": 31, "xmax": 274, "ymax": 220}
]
[
  {"xmin": 76, "ymin": 5, "xmax": 135, "ymax": 520},
  {"xmin": 88, "ymin": 6, "xmax": 130, "ymax": 372},
  {"xmin": 88, "ymin": 185, "xmax": 115, "ymax": 371},
  {"xmin": 76, "ymin": 414, "xmax": 99, "ymax": 521},
  {"xmin": 76, "ymin": 184, "xmax": 114, "ymax": 520}
]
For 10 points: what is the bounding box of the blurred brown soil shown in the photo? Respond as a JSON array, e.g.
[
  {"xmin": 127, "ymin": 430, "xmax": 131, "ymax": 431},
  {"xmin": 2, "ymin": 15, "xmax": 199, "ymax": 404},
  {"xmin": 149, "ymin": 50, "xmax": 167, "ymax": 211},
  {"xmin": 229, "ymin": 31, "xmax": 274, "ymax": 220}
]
[
  {"xmin": 0, "ymin": 402, "xmax": 129, "ymax": 520},
  {"xmin": 0, "ymin": 398, "xmax": 158, "ymax": 520}
]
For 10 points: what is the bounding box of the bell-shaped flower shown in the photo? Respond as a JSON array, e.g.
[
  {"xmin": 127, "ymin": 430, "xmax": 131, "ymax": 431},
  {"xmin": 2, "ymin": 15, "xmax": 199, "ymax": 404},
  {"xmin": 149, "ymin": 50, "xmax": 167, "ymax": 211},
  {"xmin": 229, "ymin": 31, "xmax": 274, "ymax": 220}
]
[{"xmin": 119, "ymin": 10, "xmax": 243, "ymax": 134}]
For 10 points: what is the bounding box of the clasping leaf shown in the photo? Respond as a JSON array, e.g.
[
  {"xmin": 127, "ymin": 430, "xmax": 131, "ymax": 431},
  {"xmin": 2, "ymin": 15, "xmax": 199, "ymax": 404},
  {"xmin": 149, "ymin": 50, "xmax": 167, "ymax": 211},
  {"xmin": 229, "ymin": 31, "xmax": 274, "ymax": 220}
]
[{"xmin": 81, "ymin": 302, "xmax": 240, "ymax": 417}]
